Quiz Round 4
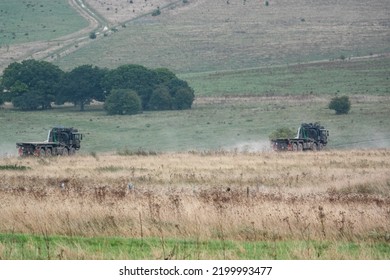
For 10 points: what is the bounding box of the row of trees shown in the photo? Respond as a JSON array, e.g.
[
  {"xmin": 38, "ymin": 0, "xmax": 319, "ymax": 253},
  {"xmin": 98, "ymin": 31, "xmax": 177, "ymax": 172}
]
[{"xmin": 0, "ymin": 59, "xmax": 195, "ymax": 114}]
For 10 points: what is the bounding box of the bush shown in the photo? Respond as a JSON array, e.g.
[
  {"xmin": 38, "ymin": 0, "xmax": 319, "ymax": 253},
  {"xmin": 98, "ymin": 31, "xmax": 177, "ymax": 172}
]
[
  {"xmin": 89, "ymin": 32, "xmax": 97, "ymax": 39},
  {"xmin": 269, "ymin": 127, "xmax": 296, "ymax": 140},
  {"xmin": 104, "ymin": 89, "xmax": 142, "ymax": 115},
  {"xmin": 328, "ymin": 95, "xmax": 351, "ymax": 115},
  {"xmin": 152, "ymin": 9, "xmax": 161, "ymax": 16}
]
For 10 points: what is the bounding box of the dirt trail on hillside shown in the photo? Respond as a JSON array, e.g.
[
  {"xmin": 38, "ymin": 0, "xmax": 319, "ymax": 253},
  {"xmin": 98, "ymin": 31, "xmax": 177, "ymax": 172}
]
[
  {"xmin": 1, "ymin": 0, "xmax": 388, "ymax": 73},
  {"xmin": 0, "ymin": 0, "xmax": 186, "ymax": 72},
  {"xmin": 0, "ymin": 0, "xmax": 100, "ymax": 72}
]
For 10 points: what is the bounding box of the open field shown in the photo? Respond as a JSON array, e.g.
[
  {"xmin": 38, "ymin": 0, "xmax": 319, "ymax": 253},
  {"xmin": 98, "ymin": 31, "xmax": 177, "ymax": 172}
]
[
  {"xmin": 0, "ymin": 0, "xmax": 88, "ymax": 45},
  {"xmin": 1, "ymin": 0, "xmax": 389, "ymax": 74},
  {"xmin": 55, "ymin": 0, "xmax": 390, "ymax": 72},
  {"xmin": 0, "ymin": 150, "xmax": 389, "ymax": 259},
  {"xmin": 0, "ymin": 0, "xmax": 101, "ymax": 73},
  {"xmin": 0, "ymin": 0, "xmax": 389, "ymax": 261},
  {"xmin": 182, "ymin": 55, "xmax": 390, "ymax": 96},
  {"xmin": 1, "ymin": 94, "xmax": 390, "ymax": 155}
]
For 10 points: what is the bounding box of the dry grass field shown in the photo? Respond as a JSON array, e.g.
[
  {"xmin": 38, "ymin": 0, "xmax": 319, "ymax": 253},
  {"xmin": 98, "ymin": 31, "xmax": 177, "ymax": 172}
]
[{"xmin": 0, "ymin": 149, "xmax": 389, "ymax": 259}]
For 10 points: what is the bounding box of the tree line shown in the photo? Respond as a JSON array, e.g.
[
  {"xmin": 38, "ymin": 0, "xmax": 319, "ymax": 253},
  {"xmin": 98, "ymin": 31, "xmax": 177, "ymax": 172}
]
[{"xmin": 0, "ymin": 59, "xmax": 195, "ymax": 114}]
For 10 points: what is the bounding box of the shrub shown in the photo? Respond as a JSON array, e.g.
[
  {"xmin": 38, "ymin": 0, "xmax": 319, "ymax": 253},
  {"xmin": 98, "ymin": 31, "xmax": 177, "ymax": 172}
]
[
  {"xmin": 269, "ymin": 127, "xmax": 296, "ymax": 140},
  {"xmin": 328, "ymin": 95, "xmax": 351, "ymax": 115},
  {"xmin": 104, "ymin": 89, "xmax": 142, "ymax": 115},
  {"xmin": 152, "ymin": 9, "xmax": 161, "ymax": 16},
  {"xmin": 89, "ymin": 32, "xmax": 97, "ymax": 39}
]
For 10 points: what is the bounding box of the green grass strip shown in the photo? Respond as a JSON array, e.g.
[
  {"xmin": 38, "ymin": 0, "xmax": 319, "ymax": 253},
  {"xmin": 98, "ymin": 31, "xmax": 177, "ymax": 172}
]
[{"xmin": 0, "ymin": 233, "xmax": 388, "ymax": 260}]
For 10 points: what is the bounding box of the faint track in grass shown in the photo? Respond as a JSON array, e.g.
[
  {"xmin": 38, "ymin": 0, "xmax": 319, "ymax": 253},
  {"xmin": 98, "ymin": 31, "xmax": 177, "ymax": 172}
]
[
  {"xmin": 0, "ymin": 0, "xmax": 184, "ymax": 72},
  {"xmin": 0, "ymin": 0, "xmax": 103, "ymax": 72}
]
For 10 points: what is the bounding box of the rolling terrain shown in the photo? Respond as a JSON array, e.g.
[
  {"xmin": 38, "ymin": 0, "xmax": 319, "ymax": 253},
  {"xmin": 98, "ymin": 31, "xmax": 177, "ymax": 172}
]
[
  {"xmin": 54, "ymin": 0, "xmax": 390, "ymax": 72},
  {"xmin": 0, "ymin": 0, "xmax": 388, "ymax": 154},
  {"xmin": 1, "ymin": 0, "xmax": 389, "ymax": 74},
  {"xmin": 0, "ymin": 0, "xmax": 389, "ymax": 260}
]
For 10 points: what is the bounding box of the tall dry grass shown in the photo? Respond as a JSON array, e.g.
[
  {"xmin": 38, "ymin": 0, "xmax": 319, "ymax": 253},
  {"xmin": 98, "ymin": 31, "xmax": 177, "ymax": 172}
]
[{"xmin": 0, "ymin": 149, "xmax": 389, "ymax": 243}]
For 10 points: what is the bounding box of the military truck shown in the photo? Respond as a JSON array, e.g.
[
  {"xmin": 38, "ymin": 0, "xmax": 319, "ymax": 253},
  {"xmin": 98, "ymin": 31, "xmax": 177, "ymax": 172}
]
[
  {"xmin": 16, "ymin": 127, "xmax": 83, "ymax": 156},
  {"xmin": 271, "ymin": 123, "xmax": 329, "ymax": 151}
]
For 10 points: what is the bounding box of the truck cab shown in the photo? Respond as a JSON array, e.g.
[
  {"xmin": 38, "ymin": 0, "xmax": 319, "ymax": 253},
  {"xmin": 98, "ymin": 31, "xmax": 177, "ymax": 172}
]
[
  {"xmin": 297, "ymin": 123, "xmax": 329, "ymax": 146},
  {"xmin": 47, "ymin": 127, "xmax": 82, "ymax": 150}
]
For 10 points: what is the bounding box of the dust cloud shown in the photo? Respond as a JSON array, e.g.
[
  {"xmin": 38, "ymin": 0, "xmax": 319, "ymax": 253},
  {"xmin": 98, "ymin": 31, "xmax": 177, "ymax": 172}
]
[
  {"xmin": 226, "ymin": 140, "xmax": 272, "ymax": 153},
  {"xmin": 0, "ymin": 144, "xmax": 17, "ymax": 158}
]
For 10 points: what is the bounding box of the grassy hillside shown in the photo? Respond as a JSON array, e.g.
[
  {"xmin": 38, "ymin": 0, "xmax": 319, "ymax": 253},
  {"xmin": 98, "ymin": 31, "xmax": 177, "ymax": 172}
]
[
  {"xmin": 54, "ymin": 0, "xmax": 390, "ymax": 72},
  {"xmin": 181, "ymin": 56, "xmax": 390, "ymax": 97},
  {"xmin": 0, "ymin": 0, "xmax": 88, "ymax": 45}
]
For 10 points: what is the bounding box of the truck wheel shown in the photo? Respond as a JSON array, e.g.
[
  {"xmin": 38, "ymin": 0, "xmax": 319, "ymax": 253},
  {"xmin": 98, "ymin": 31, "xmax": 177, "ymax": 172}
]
[
  {"xmin": 312, "ymin": 143, "xmax": 318, "ymax": 151},
  {"xmin": 319, "ymin": 143, "xmax": 324, "ymax": 151},
  {"xmin": 36, "ymin": 148, "xmax": 45, "ymax": 157},
  {"xmin": 298, "ymin": 143, "xmax": 303, "ymax": 151},
  {"xmin": 69, "ymin": 147, "xmax": 76, "ymax": 155},
  {"xmin": 45, "ymin": 148, "xmax": 52, "ymax": 157},
  {"xmin": 62, "ymin": 148, "xmax": 69, "ymax": 156},
  {"xmin": 292, "ymin": 143, "xmax": 298, "ymax": 151}
]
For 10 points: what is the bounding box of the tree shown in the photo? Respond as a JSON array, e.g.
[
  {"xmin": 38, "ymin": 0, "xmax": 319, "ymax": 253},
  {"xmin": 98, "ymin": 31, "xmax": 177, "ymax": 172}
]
[
  {"xmin": 154, "ymin": 68, "xmax": 177, "ymax": 84},
  {"xmin": 148, "ymin": 86, "xmax": 172, "ymax": 110},
  {"xmin": 167, "ymin": 78, "xmax": 195, "ymax": 110},
  {"xmin": 328, "ymin": 95, "xmax": 351, "ymax": 115},
  {"xmin": 102, "ymin": 64, "xmax": 158, "ymax": 110},
  {"xmin": 0, "ymin": 80, "xmax": 4, "ymax": 106},
  {"xmin": 1, "ymin": 59, "xmax": 63, "ymax": 110},
  {"xmin": 57, "ymin": 65, "xmax": 107, "ymax": 111},
  {"xmin": 172, "ymin": 87, "xmax": 195, "ymax": 110},
  {"xmin": 101, "ymin": 64, "xmax": 195, "ymax": 111},
  {"xmin": 104, "ymin": 89, "xmax": 142, "ymax": 115}
]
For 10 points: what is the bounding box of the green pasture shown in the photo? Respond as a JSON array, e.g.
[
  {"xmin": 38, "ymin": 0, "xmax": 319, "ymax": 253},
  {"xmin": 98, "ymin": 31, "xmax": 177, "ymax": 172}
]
[
  {"xmin": 1, "ymin": 92, "xmax": 389, "ymax": 156},
  {"xmin": 0, "ymin": 233, "xmax": 388, "ymax": 260},
  {"xmin": 1, "ymin": 56, "xmax": 389, "ymax": 155},
  {"xmin": 0, "ymin": 0, "xmax": 88, "ymax": 45},
  {"xmin": 181, "ymin": 57, "xmax": 390, "ymax": 97}
]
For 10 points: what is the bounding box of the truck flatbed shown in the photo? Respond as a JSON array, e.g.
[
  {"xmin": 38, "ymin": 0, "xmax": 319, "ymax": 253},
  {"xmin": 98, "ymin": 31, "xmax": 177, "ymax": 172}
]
[{"xmin": 16, "ymin": 142, "xmax": 57, "ymax": 145}]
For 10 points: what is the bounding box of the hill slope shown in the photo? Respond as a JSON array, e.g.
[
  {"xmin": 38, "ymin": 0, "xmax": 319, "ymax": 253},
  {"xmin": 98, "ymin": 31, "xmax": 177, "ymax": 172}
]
[{"xmin": 54, "ymin": 0, "xmax": 390, "ymax": 72}]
